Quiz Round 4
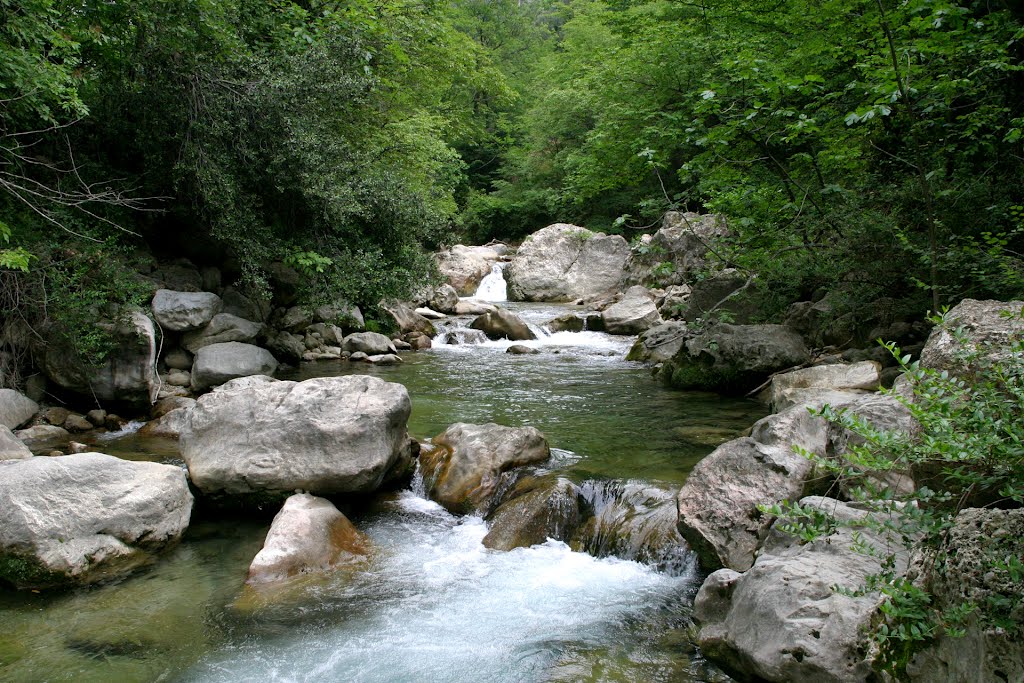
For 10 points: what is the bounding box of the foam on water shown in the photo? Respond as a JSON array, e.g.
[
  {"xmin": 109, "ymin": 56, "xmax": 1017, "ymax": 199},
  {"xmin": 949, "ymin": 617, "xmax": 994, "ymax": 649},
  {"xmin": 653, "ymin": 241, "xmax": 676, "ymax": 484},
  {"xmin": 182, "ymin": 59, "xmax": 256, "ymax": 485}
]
[{"xmin": 184, "ymin": 492, "xmax": 693, "ymax": 683}]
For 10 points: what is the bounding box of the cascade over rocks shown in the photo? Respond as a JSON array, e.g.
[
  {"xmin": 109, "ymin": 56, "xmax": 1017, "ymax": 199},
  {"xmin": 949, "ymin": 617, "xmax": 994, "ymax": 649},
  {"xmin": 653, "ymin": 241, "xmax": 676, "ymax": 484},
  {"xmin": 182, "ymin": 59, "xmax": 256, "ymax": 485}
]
[
  {"xmin": 420, "ymin": 423, "xmax": 550, "ymax": 514},
  {"xmin": 658, "ymin": 323, "xmax": 810, "ymax": 393},
  {"xmin": 0, "ymin": 453, "xmax": 193, "ymax": 589},
  {"xmin": 180, "ymin": 375, "xmax": 413, "ymax": 501},
  {"xmin": 469, "ymin": 309, "xmax": 537, "ymax": 341},
  {"xmin": 0, "ymin": 389, "xmax": 38, "ymax": 430},
  {"xmin": 622, "ymin": 212, "xmax": 729, "ymax": 288},
  {"xmin": 506, "ymin": 224, "xmax": 629, "ymax": 302},
  {"xmin": 246, "ymin": 493, "xmax": 370, "ymax": 585},
  {"xmin": 482, "ymin": 477, "xmax": 584, "ymax": 551},
  {"xmin": 151, "ymin": 290, "xmax": 223, "ymax": 332},
  {"xmin": 190, "ymin": 342, "xmax": 278, "ymax": 392},
  {"xmin": 601, "ymin": 285, "xmax": 663, "ymax": 335},
  {"xmin": 41, "ymin": 310, "xmax": 158, "ymax": 405},
  {"xmin": 435, "ymin": 244, "xmax": 496, "ymax": 295},
  {"xmin": 695, "ymin": 496, "xmax": 915, "ymax": 683}
]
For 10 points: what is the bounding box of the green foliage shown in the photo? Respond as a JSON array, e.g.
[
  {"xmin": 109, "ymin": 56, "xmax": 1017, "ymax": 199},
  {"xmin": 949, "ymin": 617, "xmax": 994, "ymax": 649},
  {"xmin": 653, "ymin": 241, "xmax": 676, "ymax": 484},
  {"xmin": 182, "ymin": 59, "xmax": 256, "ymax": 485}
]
[{"xmin": 767, "ymin": 309, "xmax": 1024, "ymax": 678}]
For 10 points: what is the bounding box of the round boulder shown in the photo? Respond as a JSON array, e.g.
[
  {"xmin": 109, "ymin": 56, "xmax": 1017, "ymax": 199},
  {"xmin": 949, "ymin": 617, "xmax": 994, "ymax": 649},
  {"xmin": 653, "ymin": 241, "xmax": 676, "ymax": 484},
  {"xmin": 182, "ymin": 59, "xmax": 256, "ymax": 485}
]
[
  {"xmin": 420, "ymin": 423, "xmax": 550, "ymax": 514},
  {"xmin": 0, "ymin": 389, "xmax": 38, "ymax": 430},
  {"xmin": 470, "ymin": 309, "xmax": 537, "ymax": 341},
  {"xmin": 190, "ymin": 342, "xmax": 278, "ymax": 392},
  {"xmin": 151, "ymin": 289, "xmax": 223, "ymax": 332},
  {"xmin": 247, "ymin": 493, "xmax": 370, "ymax": 585},
  {"xmin": 180, "ymin": 375, "xmax": 413, "ymax": 501}
]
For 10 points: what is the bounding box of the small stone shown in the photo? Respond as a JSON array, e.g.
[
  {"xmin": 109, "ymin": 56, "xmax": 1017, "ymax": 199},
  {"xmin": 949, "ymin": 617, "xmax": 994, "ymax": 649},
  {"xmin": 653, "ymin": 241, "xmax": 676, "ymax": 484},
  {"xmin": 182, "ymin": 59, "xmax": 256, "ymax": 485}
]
[
  {"xmin": 43, "ymin": 407, "xmax": 70, "ymax": 426},
  {"xmin": 104, "ymin": 414, "xmax": 126, "ymax": 431},
  {"xmin": 67, "ymin": 442, "xmax": 91, "ymax": 454},
  {"xmin": 85, "ymin": 409, "xmax": 107, "ymax": 427},
  {"xmin": 64, "ymin": 414, "xmax": 93, "ymax": 433}
]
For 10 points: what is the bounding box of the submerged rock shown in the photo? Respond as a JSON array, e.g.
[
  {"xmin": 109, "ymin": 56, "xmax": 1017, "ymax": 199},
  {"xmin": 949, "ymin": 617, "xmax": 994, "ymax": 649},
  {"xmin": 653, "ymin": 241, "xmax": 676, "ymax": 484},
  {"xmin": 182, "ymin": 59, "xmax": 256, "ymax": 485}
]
[
  {"xmin": 506, "ymin": 224, "xmax": 629, "ymax": 302},
  {"xmin": 0, "ymin": 453, "xmax": 192, "ymax": 589},
  {"xmin": 483, "ymin": 478, "xmax": 584, "ymax": 551},
  {"xmin": 470, "ymin": 309, "xmax": 537, "ymax": 341},
  {"xmin": 247, "ymin": 493, "xmax": 370, "ymax": 585},
  {"xmin": 420, "ymin": 423, "xmax": 550, "ymax": 514},
  {"xmin": 180, "ymin": 375, "xmax": 413, "ymax": 502}
]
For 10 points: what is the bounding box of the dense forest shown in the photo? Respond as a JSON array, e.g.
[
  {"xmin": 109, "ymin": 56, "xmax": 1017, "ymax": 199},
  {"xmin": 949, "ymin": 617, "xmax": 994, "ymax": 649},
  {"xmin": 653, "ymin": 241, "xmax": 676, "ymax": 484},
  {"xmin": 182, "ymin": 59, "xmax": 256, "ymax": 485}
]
[{"xmin": 2, "ymin": 0, "xmax": 1023, "ymax": 383}]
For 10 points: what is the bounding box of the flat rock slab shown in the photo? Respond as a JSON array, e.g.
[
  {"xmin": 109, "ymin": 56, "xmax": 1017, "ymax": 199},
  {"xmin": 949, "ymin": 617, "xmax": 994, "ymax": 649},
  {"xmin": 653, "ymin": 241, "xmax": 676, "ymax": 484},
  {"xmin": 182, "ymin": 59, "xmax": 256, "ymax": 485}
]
[
  {"xmin": 0, "ymin": 453, "xmax": 193, "ymax": 589},
  {"xmin": 180, "ymin": 375, "xmax": 412, "ymax": 501}
]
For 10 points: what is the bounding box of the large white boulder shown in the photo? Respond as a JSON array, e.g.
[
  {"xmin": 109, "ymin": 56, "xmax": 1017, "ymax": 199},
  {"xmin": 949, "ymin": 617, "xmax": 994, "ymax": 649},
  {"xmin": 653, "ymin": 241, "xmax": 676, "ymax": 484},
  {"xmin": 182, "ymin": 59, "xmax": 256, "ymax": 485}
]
[
  {"xmin": 180, "ymin": 375, "xmax": 413, "ymax": 500},
  {"xmin": 0, "ymin": 453, "xmax": 193, "ymax": 589},
  {"xmin": 151, "ymin": 289, "xmax": 223, "ymax": 332},
  {"xmin": 189, "ymin": 342, "xmax": 278, "ymax": 392},
  {"xmin": 246, "ymin": 493, "xmax": 370, "ymax": 585},
  {"xmin": 0, "ymin": 389, "xmax": 38, "ymax": 430},
  {"xmin": 506, "ymin": 224, "xmax": 630, "ymax": 302}
]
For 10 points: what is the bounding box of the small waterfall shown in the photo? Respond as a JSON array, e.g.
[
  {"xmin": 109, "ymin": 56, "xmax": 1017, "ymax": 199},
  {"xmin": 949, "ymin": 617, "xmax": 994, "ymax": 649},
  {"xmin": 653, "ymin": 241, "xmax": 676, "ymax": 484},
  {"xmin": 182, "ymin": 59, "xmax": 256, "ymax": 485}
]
[{"xmin": 474, "ymin": 262, "xmax": 507, "ymax": 302}]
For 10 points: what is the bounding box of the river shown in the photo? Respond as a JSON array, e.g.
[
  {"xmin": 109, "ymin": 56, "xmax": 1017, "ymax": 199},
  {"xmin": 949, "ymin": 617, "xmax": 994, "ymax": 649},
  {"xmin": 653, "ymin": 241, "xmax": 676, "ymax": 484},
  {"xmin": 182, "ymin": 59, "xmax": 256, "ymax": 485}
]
[{"xmin": 0, "ymin": 274, "xmax": 765, "ymax": 683}]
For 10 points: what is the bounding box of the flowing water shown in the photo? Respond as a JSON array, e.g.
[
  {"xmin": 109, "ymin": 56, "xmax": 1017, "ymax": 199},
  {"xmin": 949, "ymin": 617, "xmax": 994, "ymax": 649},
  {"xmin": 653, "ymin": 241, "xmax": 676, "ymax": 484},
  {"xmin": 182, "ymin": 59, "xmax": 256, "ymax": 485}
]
[{"xmin": 0, "ymin": 274, "xmax": 765, "ymax": 683}]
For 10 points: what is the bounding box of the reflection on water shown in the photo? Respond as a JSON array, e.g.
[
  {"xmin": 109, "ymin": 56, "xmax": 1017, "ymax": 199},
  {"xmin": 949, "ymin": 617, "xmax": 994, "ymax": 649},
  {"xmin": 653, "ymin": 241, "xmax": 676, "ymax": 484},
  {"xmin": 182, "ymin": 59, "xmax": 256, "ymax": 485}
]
[{"xmin": 0, "ymin": 302, "xmax": 758, "ymax": 683}]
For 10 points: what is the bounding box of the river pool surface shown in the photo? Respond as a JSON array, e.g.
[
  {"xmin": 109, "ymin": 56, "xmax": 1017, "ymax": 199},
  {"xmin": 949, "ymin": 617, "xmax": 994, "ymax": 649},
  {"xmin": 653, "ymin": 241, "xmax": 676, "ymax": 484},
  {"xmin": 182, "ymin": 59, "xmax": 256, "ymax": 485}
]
[{"xmin": 0, "ymin": 298, "xmax": 765, "ymax": 683}]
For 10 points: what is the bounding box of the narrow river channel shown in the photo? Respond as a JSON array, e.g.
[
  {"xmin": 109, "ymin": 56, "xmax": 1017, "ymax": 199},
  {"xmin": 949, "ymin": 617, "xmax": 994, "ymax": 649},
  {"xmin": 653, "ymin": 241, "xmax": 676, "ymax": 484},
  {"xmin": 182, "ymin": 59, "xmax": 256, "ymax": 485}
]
[{"xmin": 0, "ymin": 275, "xmax": 766, "ymax": 683}]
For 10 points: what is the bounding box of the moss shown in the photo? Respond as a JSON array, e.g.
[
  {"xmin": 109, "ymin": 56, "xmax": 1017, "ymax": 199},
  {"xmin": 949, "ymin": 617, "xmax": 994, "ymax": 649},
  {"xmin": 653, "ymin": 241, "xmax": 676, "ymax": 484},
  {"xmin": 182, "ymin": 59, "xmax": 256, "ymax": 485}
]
[{"xmin": 0, "ymin": 553, "xmax": 63, "ymax": 590}]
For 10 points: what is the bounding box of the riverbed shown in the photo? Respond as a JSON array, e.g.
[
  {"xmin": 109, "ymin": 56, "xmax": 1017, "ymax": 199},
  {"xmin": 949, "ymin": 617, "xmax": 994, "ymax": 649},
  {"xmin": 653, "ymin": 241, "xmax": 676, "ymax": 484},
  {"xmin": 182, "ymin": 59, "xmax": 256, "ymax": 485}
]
[{"xmin": 0, "ymin": 293, "xmax": 765, "ymax": 682}]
